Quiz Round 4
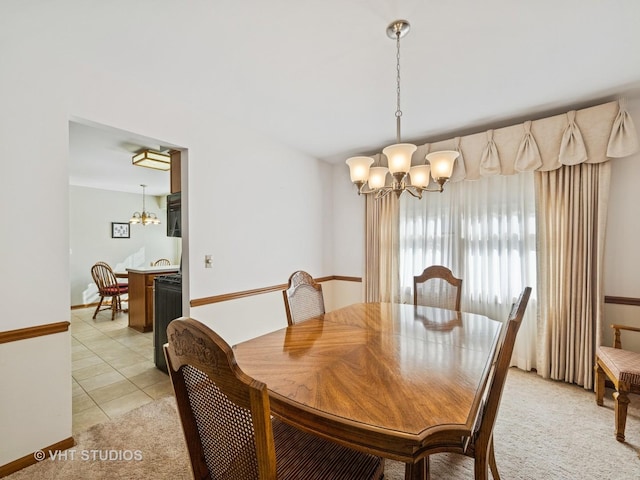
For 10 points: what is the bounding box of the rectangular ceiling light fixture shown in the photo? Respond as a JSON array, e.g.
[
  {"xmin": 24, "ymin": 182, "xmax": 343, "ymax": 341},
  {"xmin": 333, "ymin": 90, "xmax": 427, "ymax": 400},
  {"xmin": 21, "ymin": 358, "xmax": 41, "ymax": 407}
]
[{"xmin": 132, "ymin": 150, "xmax": 171, "ymax": 171}]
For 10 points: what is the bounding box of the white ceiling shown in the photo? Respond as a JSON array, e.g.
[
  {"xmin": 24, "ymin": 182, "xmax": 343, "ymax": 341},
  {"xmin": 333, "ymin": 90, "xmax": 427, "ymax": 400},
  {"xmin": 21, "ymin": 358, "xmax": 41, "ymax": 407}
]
[
  {"xmin": 65, "ymin": 0, "xmax": 640, "ymax": 195},
  {"xmin": 69, "ymin": 121, "xmax": 178, "ymax": 196}
]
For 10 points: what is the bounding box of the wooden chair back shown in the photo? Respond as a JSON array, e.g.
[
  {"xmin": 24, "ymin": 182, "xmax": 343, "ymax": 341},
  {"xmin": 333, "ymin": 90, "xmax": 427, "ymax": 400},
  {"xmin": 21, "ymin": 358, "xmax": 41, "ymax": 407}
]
[
  {"xmin": 90, "ymin": 261, "xmax": 127, "ymax": 320},
  {"xmin": 165, "ymin": 318, "xmax": 385, "ymax": 480},
  {"xmin": 165, "ymin": 318, "xmax": 277, "ymax": 479},
  {"xmin": 153, "ymin": 258, "xmax": 171, "ymax": 266},
  {"xmin": 472, "ymin": 287, "xmax": 532, "ymax": 453},
  {"xmin": 413, "ymin": 265, "xmax": 463, "ymax": 310},
  {"xmin": 91, "ymin": 261, "xmax": 119, "ymax": 294},
  {"xmin": 282, "ymin": 270, "xmax": 325, "ymax": 325}
]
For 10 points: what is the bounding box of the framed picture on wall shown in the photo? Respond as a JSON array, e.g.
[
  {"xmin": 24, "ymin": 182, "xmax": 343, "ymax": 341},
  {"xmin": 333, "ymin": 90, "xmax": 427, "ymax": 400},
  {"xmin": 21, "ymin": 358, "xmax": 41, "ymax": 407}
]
[{"xmin": 111, "ymin": 222, "xmax": 130, "ymax": 239}]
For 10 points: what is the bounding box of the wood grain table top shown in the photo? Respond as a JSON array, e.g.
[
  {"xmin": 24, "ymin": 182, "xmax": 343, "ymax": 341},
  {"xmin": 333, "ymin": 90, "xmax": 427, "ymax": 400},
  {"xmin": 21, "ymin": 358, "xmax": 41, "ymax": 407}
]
[{"xmin": 234, "ymin": 302, "xmax": 502, "ymax": 466}]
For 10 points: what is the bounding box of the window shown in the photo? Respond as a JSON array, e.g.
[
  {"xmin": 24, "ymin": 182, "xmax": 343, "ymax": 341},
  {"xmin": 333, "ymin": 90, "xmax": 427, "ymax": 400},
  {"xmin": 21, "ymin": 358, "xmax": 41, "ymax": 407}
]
[{"xmin": 399, "ymin": 172, "xmax": 537, "ymax": 369}]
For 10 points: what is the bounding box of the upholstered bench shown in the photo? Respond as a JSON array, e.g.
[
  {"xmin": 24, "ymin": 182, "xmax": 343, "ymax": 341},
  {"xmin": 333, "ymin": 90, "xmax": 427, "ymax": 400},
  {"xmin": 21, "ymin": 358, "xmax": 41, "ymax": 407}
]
[{"xmin": 595, "ymin": 324, "xmax": 640, "ymax": 442}]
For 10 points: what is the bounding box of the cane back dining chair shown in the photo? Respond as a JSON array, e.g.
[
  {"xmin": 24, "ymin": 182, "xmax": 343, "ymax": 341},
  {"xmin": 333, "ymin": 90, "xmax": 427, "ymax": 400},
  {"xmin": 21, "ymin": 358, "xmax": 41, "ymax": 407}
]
[
  {"xmin": 90, "ymin": 261, "xmax": 128, "ymax": 321},
  {"xmin": 282, "ymin": 270, "xmax": 325, "ymax": 325},
  {"xmin": 595, "ymin": 323, "xmax": 640, "ymax": 442},
  {"xmin": 153, "ymin": 258, "xmax": 171, "ymax": 266},
  {"xmin": 415, "ymin": 287, "xmax": 532, "ymax": 480},
  {"xmin": 164, "ymin": 318, "xmax": 384, "ymax": 480},
  {"xmin": 413, "ymin": 265, "xmax": 463, "ymax": 311}
]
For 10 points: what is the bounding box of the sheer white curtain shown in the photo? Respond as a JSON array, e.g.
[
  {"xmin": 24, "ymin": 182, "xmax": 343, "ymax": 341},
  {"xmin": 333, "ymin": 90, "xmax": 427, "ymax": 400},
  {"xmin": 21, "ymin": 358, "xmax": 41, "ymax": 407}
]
[{"xmin": 399, "ymin": 172, "xmax": 538, "ymax": 370}]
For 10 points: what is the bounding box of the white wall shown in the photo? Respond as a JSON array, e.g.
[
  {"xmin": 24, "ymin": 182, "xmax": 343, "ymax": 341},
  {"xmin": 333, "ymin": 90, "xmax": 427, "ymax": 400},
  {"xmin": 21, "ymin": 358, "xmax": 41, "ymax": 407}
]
[
  {"xmin": 0, "ymin": 332, "xmax": 71, "ymax": 466},
  {"xmin": 323, "ymin": 279, "xmax": 364, "ymax": 311},
  {"xmin": 0, "ymin": 3, "xmax": 336, "ymax": 467},
  {"xmin": 69, "ymin": 185, "xmax": 180, "ymax": 306},
  {"xmin": 602, "ymin": 96, "xmax": 640, "ymax": 353},
  {"xmin": 331, "ymin": 163, "xmax": 367, "ymax": 276},
  {"xmin": 0, "ymin": 13, "xmax": 72, "ymax": 466}
]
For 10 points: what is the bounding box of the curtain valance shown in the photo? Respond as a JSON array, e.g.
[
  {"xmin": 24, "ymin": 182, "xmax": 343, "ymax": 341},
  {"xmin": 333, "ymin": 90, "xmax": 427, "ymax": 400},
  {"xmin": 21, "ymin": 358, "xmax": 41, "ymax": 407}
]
[{"xmin": 374, "ymin": 99, "xmax": 639, "ymax": 182}]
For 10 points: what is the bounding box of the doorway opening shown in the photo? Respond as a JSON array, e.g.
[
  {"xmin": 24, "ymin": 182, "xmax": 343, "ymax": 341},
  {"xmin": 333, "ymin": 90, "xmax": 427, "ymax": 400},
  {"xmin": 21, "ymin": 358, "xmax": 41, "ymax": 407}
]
[{"xmin": 68, "ymin": 118, "xmax": 186, "ymax": 433}]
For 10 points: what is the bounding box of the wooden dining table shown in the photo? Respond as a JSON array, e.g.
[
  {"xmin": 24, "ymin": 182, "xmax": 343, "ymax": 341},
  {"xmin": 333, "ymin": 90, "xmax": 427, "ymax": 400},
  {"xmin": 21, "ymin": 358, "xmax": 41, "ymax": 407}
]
[{"xmin": 234, "ymin": 302, "xmax": 503, "ymax": 480}]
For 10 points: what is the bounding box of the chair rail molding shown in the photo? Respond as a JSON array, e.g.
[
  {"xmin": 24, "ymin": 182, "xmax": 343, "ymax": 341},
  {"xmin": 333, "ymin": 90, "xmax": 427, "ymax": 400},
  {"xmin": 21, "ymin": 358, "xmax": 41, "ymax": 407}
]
[{"xmin": 0, "ymin": 321, "xmax": 70, "ymax": 345}]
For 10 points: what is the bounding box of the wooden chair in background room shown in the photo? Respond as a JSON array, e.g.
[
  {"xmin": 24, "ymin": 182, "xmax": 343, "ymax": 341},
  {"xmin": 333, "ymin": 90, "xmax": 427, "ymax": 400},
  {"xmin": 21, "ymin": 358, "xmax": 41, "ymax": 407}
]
[
  {"xmin": 90, "ymin": 261, "xmax": 128, "ymax": 321},
  {"xmin": 164, "ymin": 318, "xmax": 384, "ymax": 480},
  {"xmin": 415, "ymin": 287, "xmax": 532, "ymax": 480},
  {"xmin": 413, "ymin": 265, "xmax": 463, "ymax": 311},
  {"xmin": 595, "ymin": 324, "xmax": 640, "ymax": 442},
  {"xmin": 282, "ymin": 270, "xmax": 325, "ymax": 325},
  {"xmin": 153, "ymin": 258, "xmax": 171, "ymax": 266}
]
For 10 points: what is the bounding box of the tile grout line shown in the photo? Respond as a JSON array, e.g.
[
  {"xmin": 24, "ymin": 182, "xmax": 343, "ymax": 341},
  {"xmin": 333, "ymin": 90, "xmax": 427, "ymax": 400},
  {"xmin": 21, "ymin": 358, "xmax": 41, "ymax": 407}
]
[{"xmin": 70, "ymin": 308, "xmax": 170, "ymax": 431}]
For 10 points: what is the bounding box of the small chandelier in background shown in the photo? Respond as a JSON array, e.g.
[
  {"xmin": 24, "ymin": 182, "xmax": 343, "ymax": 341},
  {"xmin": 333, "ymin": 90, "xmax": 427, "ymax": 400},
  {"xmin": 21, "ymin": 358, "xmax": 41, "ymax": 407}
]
[
  {"xmin": 130, "ymin": 184, "xmax": 161, "ymax": 226},
  {"xmin": 132, "ymin": 149, "xmax": 171, "ymax": 171},
  {"xmin": 345, "ymin": 20, "xmax": 459, "ymax": 199}
]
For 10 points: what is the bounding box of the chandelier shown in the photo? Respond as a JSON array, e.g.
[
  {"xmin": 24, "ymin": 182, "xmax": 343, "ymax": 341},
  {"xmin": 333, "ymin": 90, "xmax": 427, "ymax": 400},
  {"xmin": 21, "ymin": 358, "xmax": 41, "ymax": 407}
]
[
  {"xmin": 345, "ymin": 20, "xmax": 459, "ymax": 199},
  {"xmin": 129, "ymin": 184, "xmax": 161, "ymax": 226}
]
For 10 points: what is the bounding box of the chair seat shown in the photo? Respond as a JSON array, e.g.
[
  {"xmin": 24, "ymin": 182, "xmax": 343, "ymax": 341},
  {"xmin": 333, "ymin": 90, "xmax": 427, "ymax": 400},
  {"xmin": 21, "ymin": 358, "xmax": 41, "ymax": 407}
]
[
  {"xmin": 273, "ymin": 419, "xmax": 384, "ymax": 479},
  {"xmin": 103, "ymin": 285, "xmax": 128, "ymax": 295},
  {"xmin": 597, "ymin": 346, "xmax": 640, "ymax": 386}
]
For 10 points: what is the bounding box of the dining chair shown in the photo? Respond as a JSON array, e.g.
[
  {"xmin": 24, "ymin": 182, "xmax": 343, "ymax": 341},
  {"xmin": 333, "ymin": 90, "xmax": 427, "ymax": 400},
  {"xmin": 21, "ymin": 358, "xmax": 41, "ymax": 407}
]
[
  {"xmin": 595, "ymin": 323, "xmax": 640, "ymax": 442},
  {"xmin": 282, "ymin": 270, "xmax": 325, "ymax": 325},
  {"xmin": 153, "ymin": 258, "xmax": 171, "ymax": 266},
  {"xmin": 90, "ymin": 261, "xmax": 128, "ymax": 321},
  {"xmin": 164, "ymin": 317, "xmax": 385, "ymax": 480},
  {"xmin": 413, "ymin": 265, "xmax": 463, "ymax": 310},
  {"xmin": 416, "ymin": 286, "xmax": 532, "ymax": 480}
]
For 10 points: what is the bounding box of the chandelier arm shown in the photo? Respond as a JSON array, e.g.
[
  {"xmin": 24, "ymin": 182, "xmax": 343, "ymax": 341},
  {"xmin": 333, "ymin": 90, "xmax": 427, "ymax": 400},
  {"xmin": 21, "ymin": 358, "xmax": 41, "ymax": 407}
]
[
  {"xmin": 357, "ymin": 183, "xmax": 372, "ymax": 195},
  {"xmin": 358, "ymin": 184, "xmax": 386, "ymax": 196},
  {"xmin": 412, "ymin": 185, "xmax": 446, "ymax": 194},
  {"xmin": 405, "ymin": 187, "xmax": 423, "ymax": 200},
  {"xmin": 375, "ymin": 187, "xmax": 394, "ymax": 200}
]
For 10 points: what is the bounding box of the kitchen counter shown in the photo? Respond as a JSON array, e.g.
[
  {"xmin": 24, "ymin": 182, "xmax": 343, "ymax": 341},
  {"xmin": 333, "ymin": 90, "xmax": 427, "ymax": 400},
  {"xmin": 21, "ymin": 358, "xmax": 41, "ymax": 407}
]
[
  {"xmin": 126, "ymin": 265, "xmax": 180, "ymax": 275},
  {"xmin": 126, "ymin": 265, "xmax": 179, "ymax": 332}
]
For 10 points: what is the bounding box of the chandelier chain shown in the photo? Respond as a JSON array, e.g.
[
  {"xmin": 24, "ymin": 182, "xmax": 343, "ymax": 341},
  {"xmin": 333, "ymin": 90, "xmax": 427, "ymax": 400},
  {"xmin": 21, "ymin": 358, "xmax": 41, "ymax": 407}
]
[{"xmin": 395, "ymin": 30, "xmax": 402, "ymax": 143}]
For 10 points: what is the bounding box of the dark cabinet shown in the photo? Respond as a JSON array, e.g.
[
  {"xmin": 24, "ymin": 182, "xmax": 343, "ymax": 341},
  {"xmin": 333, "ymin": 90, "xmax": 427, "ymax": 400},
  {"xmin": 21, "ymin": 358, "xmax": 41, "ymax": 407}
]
[
  {"xmin": 154, "ymin": 273, "xmax": 182, "ymax": 373},
  {"xmin": 166, "ymin": 192, "xmax": 181, "ymax": 238}
]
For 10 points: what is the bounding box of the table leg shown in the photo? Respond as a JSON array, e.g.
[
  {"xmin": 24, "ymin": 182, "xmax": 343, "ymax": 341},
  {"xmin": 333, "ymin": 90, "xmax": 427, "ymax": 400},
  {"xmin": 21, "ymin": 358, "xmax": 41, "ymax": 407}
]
[{"xmin": 405, "ymin": 457, "xmax": 428, "ymax": 480}]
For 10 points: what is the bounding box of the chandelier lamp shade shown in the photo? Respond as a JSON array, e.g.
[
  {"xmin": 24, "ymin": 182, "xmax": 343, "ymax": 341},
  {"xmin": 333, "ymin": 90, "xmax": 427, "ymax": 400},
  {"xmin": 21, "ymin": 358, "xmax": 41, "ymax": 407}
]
[
  {"xmin": 132, "ymin": 149, "xmax": 171, "ymax": 171},
  {"xmin": 129, "ymin": 184, "xmax": 161, "ymax": 226},
  {"xmin": 345, "ymin": 20, "xmax": 458, "ymax": 199}
]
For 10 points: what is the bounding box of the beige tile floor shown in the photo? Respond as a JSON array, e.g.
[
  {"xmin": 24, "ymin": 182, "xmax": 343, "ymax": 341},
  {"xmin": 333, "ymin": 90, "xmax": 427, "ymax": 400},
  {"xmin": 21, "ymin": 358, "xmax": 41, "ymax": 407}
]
[{"xmin": 70, "ymin": 307, "xmax": 173, "ymax": 434}]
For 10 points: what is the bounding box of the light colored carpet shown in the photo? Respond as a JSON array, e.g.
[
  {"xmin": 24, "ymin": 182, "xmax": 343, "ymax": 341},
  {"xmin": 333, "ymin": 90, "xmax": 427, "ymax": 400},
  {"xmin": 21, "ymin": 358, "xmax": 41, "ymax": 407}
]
[{"xmin": 6, "ymin": 368, "xmax": 640, "ymax": 479}]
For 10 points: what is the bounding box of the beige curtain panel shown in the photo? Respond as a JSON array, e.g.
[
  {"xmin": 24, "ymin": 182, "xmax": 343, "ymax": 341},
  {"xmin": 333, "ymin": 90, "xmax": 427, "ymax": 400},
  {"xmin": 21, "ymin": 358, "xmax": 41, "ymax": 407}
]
[
  {"xmin": 364, "ymin": 192, "xmax": 399, "ymax": 303},
  {"xmin": 395, "ymin": 99, "xmax": 638, "ymax": 180},
  {"xmin": 535, "ymin": 162, "xmax": 611, "ymax": 389}
]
